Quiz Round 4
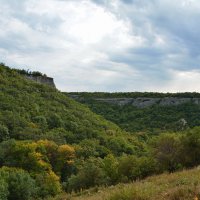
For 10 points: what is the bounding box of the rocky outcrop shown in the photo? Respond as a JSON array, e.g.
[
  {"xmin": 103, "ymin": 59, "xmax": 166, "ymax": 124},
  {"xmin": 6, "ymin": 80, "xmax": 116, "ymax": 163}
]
[
  {"xmin": 95, "ymin": 97, "xmax": 200, "ymax": 108},
  {"xmin": 68, "ymin": 95, "xmax": 200, "ymax": 108},
  {"xmin": 24, "ymin": 75, "xmax": 56, "ymax": 88}
]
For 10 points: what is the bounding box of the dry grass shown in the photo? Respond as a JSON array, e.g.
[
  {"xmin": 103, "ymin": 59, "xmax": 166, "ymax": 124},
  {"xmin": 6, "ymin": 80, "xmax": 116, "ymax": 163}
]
[{"xmin": 52, "ymin": 167, "xmax": 200, "ymax": 200}]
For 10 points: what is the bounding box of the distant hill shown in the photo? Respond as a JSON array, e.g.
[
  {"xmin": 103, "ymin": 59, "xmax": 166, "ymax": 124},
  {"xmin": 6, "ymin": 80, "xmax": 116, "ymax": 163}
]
[
  {"xmin": 68, "ymin": 91, "xmax": 200, "ymax": 98},
  {"xmin": 67, "ymin": 92, "xmax": 200, "ymax": 132}
]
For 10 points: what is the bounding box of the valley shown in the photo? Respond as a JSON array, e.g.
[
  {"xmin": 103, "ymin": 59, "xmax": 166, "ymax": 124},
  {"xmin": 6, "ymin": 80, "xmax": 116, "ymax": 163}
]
[{"xmin": 1, "ymin": 63, "xmax": 200, "ymax": 200}]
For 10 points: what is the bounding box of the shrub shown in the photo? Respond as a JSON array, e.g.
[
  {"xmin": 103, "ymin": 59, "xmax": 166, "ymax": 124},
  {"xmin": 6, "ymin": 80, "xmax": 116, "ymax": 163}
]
[
  {"xmin": 67, "ymin": 158, "xmax": 105, "ymax": 191},
  {"xmin": 0, "ymin": 177, "xmax": 8, "ymax": 200},
  {"xmin": 0, "ymin": 124, "xmax": 9, "ymax": 142},
  {"xmin": 0, "ymin": 167, "xmax": 37, "ymax": 200},
  {"xmin": 35, "ymin": 171, "xmax": 62, "ymax": 198}
]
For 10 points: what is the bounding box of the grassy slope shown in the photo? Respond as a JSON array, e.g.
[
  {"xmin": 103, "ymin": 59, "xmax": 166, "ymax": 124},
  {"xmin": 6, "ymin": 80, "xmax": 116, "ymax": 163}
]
[{"xmin": 62, "ymin": 167, "xmax": 200, "ymax": 200}]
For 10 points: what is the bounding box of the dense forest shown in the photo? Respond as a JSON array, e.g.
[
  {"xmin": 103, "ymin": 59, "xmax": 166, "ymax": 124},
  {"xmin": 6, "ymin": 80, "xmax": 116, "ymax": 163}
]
[{"xmin": 1, "ymin": 63, "xmax": 200, "ymax": 200}]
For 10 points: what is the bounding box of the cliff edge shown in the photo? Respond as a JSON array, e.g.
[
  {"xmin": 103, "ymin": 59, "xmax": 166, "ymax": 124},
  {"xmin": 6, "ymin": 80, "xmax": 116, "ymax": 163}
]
[{"xmin": 24, "ymin": 74, "xmax": 56, "ymax": 88}]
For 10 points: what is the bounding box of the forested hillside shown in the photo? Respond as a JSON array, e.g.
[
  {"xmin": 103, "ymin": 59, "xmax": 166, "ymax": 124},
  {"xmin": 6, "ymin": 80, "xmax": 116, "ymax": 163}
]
[
  {"xmin": 2, "ymin": 64, "xmax": 200, "ymax": 200},
  {"xmin": 68, "ymin": 92, "xmax": 200, "ymax": 133},
  {"xmin": 0, "ymin": 63, "xmax": 145, "ymax": 199}
]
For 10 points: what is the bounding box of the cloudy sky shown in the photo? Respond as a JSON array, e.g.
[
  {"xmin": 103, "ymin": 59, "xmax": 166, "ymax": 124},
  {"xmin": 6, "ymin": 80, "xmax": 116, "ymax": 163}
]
[{"xmin": 1, "ymin": 0, "xmax": 200, "ymax": 92}]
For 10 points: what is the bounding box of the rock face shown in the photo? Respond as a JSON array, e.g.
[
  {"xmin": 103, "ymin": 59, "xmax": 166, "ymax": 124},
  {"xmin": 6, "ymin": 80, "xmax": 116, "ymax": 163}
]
[
  {"xmin": 95, "ymin": 97, "xmax": 200, "ymax": 108},
  {"xmin": 24, "ymin": 75, "xmax": 56, "ymax": 88}
]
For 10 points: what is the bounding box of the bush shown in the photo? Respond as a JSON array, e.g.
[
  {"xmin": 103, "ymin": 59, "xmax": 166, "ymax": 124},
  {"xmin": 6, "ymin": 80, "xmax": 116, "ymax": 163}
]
[
  {"xmin": 0, "ymin": 178, "xmax": 8, "ymax": 200},
  {"xmin": 118, "ymin": 155, "xmax": 139, "ymax": 181},
  {"xmin": 67, "ymin": 158, "xmax": 105, "ymax": 191},
  {"xmin": 35, "ymin": 171, "xmax": 62, "ymax": 198},
  {"xmin": 0, "ymin": 167, "xmax": 37, "ymax": 200},
  {"xmin": 150, "ymin": 133, "xmax": 181, "ymax": 172},
  {"xmin": 103, "ymin": 154, "xmax": 120, "ymax": 184},
  {"xmin": 0, "ymin": 124, "xmax": 9, "ymax": 142}
]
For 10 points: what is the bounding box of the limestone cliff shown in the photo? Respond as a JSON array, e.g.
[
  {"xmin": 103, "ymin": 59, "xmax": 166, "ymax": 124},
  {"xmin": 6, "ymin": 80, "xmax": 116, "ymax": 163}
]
[
  {"xmin": 24, "ymin": 75, "xmax": 56, "ymax": 88},
  {"xmin": 95, "ymin": 97, "xmax": 200, "ymax": 108},
  {"xmin": 70, "ymin": 95, "xmax": 200, "ymax": 108}
]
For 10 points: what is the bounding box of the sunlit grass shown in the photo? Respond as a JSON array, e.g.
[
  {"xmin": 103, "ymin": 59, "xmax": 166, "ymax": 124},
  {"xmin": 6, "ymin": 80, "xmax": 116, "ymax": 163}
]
[{"xmin": 54, "ymin": 167, "xmax": 200, "ymax": 200}]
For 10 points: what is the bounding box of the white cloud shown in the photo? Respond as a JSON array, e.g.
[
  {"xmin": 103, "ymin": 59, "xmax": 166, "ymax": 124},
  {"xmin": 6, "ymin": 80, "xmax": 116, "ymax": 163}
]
[
  {"xmin": 0, "ymin": 0, "xmax": 136, "ymax": 91},
  {"xmin": 165, "ymin": 69, "xmax": 200, "ymax": 92},
  {"xmin": 1, "ymin": 0, "xmax": 200, "ymax": 92}
]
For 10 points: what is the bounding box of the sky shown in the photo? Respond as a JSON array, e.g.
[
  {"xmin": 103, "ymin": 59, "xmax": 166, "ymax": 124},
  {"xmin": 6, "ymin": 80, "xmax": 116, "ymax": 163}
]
[{"xmin": 1, "ymin": 0, "xmax": 200, "ymax": 92}]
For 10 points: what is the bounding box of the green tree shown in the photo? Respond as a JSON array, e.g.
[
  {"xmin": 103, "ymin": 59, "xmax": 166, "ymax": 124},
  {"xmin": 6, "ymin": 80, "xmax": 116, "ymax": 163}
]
[
  {"xmin": 68, "ymin": 158, "xmax": 105, "ymax": 191},
  {"xmin": 33, "ymin": 115, "xmax": 48, "ymax": 130},
  {"xmin": 47, "ymin": 114, "xmax": 63, "ymax": 129},
  {"xmin": 0, "ymin": 167, "xmax": 37, "ymax": 200},
  {"xmin": 103, "ymin": 154, "xmax": 119, "ymax": 184},
  {"xmin": 180, "ymin": 127, "xmax": 200, "ymax": 167},
  {"xmin": 0, "ymin": 124, "xmax": 9, "ymax": 142},
  {"xmin": 35, "ymin": 171, "xmax": 61, "ymax": 198},
  {"xmin": 137, "ymin": 156, "xmax": 157, "ymax": 179},
  {"xmin": 0, "ymin": 177, "xmax": 8, "ymax": 200},
  {"xmin": 151, "ymin": 133, "xmax": 181, "ymax": 172},
  {"xmin": 118, "ymin": 155, "xmax": 140, "ymax": 181}
]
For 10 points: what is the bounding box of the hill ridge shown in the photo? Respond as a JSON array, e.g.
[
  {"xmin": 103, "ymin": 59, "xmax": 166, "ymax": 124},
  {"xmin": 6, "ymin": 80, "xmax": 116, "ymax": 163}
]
[{"xmin": 69, "ymin": 95, "xmax": 200, "ymax": 108}]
